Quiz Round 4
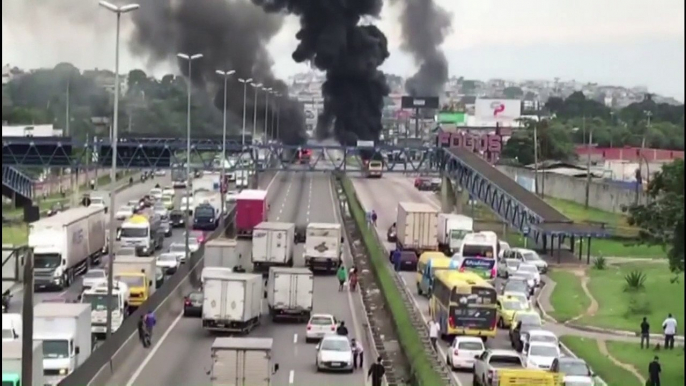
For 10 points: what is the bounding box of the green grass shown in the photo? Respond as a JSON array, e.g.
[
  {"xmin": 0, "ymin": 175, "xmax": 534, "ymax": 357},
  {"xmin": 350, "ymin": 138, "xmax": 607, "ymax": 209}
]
[
  {"xmin": 547, "ymin": 270, "xmax": 591, "ymax": 322},
  {"xmin": 579, "ymin": 263, "xmax": 684, "ymax": 333},
  {"xmin": 340, "ymin": 176, "xmax": 445, "ymax": 386},
  {"xmin": 606, "ymin": 341, "xmax": 685, "ymax": 386},
  {"xmin": 560, "ymin": 336, "xmax": 643, "ymax": 386},
  {"xmin": 1, "ymin": 225, "xmax": 28, "ymax": 245}
]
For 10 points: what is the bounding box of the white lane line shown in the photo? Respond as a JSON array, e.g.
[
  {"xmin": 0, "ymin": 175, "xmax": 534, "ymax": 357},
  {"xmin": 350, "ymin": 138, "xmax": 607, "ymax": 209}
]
[
  {"xmin": 293, "ymin": 333, "xmax": 298, "ymax": 344},
  {"xmin": 306, "ymin": 176, "xmax": 312, "ymax": 222},
  {"xmin": 288, "ymin": 370, "xmax": 295, "ymax": 384}
]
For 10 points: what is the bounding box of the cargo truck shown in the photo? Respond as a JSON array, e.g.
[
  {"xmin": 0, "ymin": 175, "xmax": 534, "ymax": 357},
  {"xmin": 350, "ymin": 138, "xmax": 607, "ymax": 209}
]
[
  {"xmin": 396, "ymin": 202, "xmax": 439, "ymax": 253},
  {"xmin": 303, "ymin": 223, "xmax": 343, "ymax": 273},
  {"xmin": 29, "ymin": 206, "xmax": 106, "ymax": 290},
  {"xmin": 437, "ymin": 214, "xmax": 473, "ymax": 255},
  {"xmin": 80, "ymin": 280, "xmax": 130, "ymax": 338},
  {"xmin": 209, "ymin": 337, "xmax": 279, "ymax": 386},
  {"xmin": 119, "ymin": 210, "xmax": 164, "ymax": 256},
  {"xmin": 2, "ymin": 340, "xmax": 44, "ymax": 386},
  {"xmin": 112, "ymin": 256, "xmax": 156, "ymax": 311},
  {"xmin": 251, "ymin": 222, "xmax": 295, "ymax": 272},
  {"xmin": 202, "ymin": 271, "xmax": 263, "ymax": 333},
  {"xmin": 267, "ymin": 267, "xmax": 313, "ymax": 322},
  {"xmin": 205, "ymin": 239, "xmax": 240, "ymax": 269},
  {"xmin": 33, "ymin": 303, "xmax": 91, "ymax": 385},
  {"xmin": 236, "ymin": 190, "xmax": 268, "ymax": 238}
]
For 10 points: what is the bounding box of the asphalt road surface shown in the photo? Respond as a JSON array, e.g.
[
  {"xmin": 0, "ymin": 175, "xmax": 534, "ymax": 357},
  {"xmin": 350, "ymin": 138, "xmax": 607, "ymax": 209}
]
[{"xmin": 115, "ymin": 170, "xmax": 372, "ymax": 386}]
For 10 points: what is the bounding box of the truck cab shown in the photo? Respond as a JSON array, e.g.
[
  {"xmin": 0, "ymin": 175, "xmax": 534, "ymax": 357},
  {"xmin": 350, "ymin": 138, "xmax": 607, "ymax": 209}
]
[
  {"xmin": 114, "ymin": 272, "xmax": 152, "ymax": 310},
  {"xmin": 119, "ymin": 212, "xmax": 163, "ymax": 256},
  {"xmin": 80, "ymin": 281, "xmax": 130, "ymax": 337},
  {"xmin": 34, "ymin": 332, "xmax": 80, "ymax": 382},
  {"xmin": 193, "ymin": 202, "xmax": 219, "ymax": 231}
]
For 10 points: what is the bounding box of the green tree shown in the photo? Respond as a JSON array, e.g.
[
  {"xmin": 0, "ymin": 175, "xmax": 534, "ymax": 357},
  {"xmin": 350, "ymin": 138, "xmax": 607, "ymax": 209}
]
[
  {"xmin": 501, "ymin": 119, "xmax": 575, "ymax": 164},
  {"xmin": 624, "ymin": 159, "xmax": 684, "ymax": 273},
  {"xmin": 503, "ymin": 86, "xmax": 523, "ymax": 99}
]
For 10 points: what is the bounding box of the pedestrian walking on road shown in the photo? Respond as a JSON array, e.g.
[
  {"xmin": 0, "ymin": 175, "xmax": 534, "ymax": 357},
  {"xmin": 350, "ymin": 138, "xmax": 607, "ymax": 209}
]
[
  {"xmin": 371, "ymin": 210, "xmax": 378, "ymax": 227},
  {"xmin": 640, "ymin": 317, "xmax": 651, "ymax": 349},
  {"xmin": 392, "ymin": 250, "xmax": 402, "ymax": 272},
  {"xmin": 648, "ymin": 356, "xmax": 661, "ymax": 386},
  {"xmin": 137, "ymin": 315, "xmax": 150, "ymax": 348},
  {"xmin": 368, "ymin": 357, "xmax": 385, "ymax": 386},
  {"xmin": 336, "ymin": 321, "xmax": 349, "ymax": 336},
  {"xmin": 661, "ymin": 313, "xmax": 677, "ymax": 349},
  {"xmin": 351, "ymin": 338, "xmax": 364, "ymax": 369},
  {"xmin": 337, "ymin": 265, "xmax": 348, "ymax": 292},
  {"xmin": 144, "ymin": 309, "xmax": 157, "ymax": 344},
  {"xmin": 428, "ymin": 319, "xmax": 440, "ymax": 350}
]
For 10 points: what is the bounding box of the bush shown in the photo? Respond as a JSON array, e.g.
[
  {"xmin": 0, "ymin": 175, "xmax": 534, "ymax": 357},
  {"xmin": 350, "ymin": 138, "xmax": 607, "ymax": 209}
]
[
  {"xmin": 624, "ymin": 270, "xmax": 647, "ymax": 292},
  {"xmin": 624, "ymin": 293, "xmax": 652, "ymax": 318},
  {"xmin": 339, "ymin": 176, "xmax": 444, "ymax": 386},
  {"xmin": 593, "ymin": 256, "xmax": 607, "ymax": 270}
]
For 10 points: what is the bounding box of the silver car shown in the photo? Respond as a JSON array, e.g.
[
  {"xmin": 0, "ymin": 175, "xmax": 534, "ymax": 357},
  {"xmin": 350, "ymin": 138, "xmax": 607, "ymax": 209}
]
[
  {"xmin": 168, "ymin": 243, "xmax": 191, "ymax": 263},
  {"xmin": 498, "ymin": 258, "xmax": 520, "ymax": 278},
  {"xmin": 82, "ymin": 269, "xmax": 107, "ymax": 290},
  {"xmin": 315, "ymin": 335, "xmax": 354, "ymax": 372}
]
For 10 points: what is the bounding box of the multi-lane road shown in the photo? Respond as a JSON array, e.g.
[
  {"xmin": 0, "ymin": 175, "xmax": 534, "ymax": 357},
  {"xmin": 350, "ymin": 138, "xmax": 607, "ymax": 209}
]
[{"xmin": 104, "ymin": 170, "xmax": 373, "ymax": 386}]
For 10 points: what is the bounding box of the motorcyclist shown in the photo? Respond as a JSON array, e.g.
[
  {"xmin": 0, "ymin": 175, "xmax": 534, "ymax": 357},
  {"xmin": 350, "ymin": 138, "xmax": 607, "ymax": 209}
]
[{"xmin": 155, "ymin": 183, "xmax": 160, "ymax": 189}]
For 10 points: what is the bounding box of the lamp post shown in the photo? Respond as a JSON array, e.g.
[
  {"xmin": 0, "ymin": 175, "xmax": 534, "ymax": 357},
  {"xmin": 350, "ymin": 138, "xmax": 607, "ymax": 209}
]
[
  {"xmin": 215, "ymin": 69, "xmax": 235, "ymax": 216},
  {"xmin": 238, "ymin": 78, "xmax": 253, "ymax": 147},
  {"xmin": 177, "ymin": 52, "xmax": 203, "ymax": 263},
  {"xmin": 263, "ymin": 87, "xmax": 272, "ymax": 138},
  {"xmin": 98, "ymin": 1, "xmax": 140, "ymax": 345},
  {"xmin": 251, "ymin": 83, "xmax": 262, "ymax": 141},
  {"xmin": 271, "ymin": 92, "xmax": 279, "ymax": 142}
]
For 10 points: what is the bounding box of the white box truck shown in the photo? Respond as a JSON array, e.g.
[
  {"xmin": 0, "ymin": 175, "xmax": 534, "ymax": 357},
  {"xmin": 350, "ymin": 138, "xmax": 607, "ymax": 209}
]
[
  {"xmin": 202, "ymin": 271, "xmax": 263, "ymax": 333},
  {"xmin": 251, "ymin": 222, "xmax": 295, "ymax": 271},
  {"xmin": 396, "ymin": 202, "xmax": 439, "ymax": 252},
  {"xmin": 2, "ymin": 340, "xmax": 44, "ymax": 386},
  {"xmin": 33, "ymin": 303, "xmax": 91, "ymax": 385},
  {"xmin": 267, "ymin": 267, "xmax": 313, "ymax": 322},
  {"xmin": 28, "ymin": 207, "xmax": 100, "ymax": 290},
  {"xmin": 303, "ymin": 223, "xmax": 343, "ymax": 273},
  {"xmin": 205, "ymin": 239, "xmax": 240, "ymax": 269},
  {"xmin": 112, "ymin": 256, "xmax": 156, "ymax": 311},
  {"xmin": 209, "ymin": 337, "xmax": 278, "ymax": 386},
  {"xmin": 437, "ymin": 214, "xmax": 474, "ymax": 255},
  {"xmin": 80, "ymin": 280, "xmax": 130, "ymax": 337}
]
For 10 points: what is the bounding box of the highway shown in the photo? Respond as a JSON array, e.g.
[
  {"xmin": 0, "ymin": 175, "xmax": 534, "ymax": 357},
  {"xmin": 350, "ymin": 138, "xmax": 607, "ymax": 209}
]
[
  {"xmin": 352, "ymin": 174, "xmax": 524, "ymax": 386},
  {"xmin": 6, "ymin": 174, "xmax": 185, "ymax": 314},
  {"xmin": 113, "ymin": 170, "xmax": 371, "ymax": 386}
]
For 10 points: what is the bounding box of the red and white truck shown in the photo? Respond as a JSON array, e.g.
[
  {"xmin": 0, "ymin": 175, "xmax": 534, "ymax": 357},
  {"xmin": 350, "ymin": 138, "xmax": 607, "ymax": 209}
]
[{"xmin": 236, "ymin": 189, "xmax": 268, "ymax": 238}]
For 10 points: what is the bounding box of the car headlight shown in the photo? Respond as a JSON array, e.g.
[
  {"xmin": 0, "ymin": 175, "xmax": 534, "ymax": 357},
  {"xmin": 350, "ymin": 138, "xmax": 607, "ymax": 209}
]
[{"xmin": 59, "ymin": 368, "xmax": 68, "ymax": 375}]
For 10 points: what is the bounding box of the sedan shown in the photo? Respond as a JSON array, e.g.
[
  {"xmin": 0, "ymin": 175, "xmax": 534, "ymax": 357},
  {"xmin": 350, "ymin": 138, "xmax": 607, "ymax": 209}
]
[
  {"xmin": 497, "ymin": 258, "xmax": 520, "ymax": 278},
  {"xmin": 82, "ymin": 269, "xmax": 107, "ymax": 290},
  {"xmin": 447, "ymin": 336, "xmax": 485, "ymax": 371},
  {"xmin": 525, "ymin": 342, "xmax": 560, "ymax": 370},
  {"xmin": 168, "ymin": 243, "xmax": 189, "ymax": 263},
  {"xmin": 516, "ymin": 263, "xmax": 541, "ymax": 286},
  {"xmin": 157, "ymin": 253, "xmax": 180, "ymax": 274},
  {"xmin": 550, "ymin": 357, "xmax": 596, "ymax": 385},
  {"xmin": 315, "ymin": 335, "xmax": 354, "ymax": 373},
  {"xmin": 510, "ymin": 272, "xmax": 536, "ymax": 295},
  {"xmin": 169, "ymin": 210, "xmax": 186, "ymax": 227},
  {"xmin": 306, "ymin": 314, "xmax": 337, "ymax": 342},
  {"xmin": 155, "ymin": 169, "xmax": 166, "ymax": 176},
  {"xmin": 519, "ymin": 249, "xmax": 548, "ymax": 273},
  {"xmin": 183, "ymin": 291, "xmax": 203, "ymax": 317}
]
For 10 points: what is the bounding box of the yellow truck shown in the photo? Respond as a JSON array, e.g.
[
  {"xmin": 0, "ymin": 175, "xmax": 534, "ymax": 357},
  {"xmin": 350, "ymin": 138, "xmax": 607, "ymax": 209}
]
[
  {"xmin": 112, "ymin": 256, "xmax": 156, "ymax": 311},
  {"xmin": 474, "ymin": 349, "xmax": 563, "ymax": 386}
]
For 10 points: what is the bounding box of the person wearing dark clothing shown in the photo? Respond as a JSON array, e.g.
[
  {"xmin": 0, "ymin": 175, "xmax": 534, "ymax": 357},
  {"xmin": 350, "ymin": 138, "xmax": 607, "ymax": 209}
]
[
  {"xmin": 371, "ymin": 211, "xmax": 378, "ymax": 227},
  {"xmin": 648, "ymin": 356, "xmax": 661, "ymax": 386},
  {"xmin": 144, "ymin": 310, "xmax": 157, "ymax": 343},
  {"xmin": 640, "ymin": 317, "xmax": 651, "ymax": 349},
  {"xmin": 137, "ymin": 315, "xmax": 150, "ymax": 348},
  {"xmin": 392, "ymin": 250, "xmax": 401, "ymax": 272},
  {"xmin": 336, "ymin": 321, "xmax": 349, "ymax": 336},
  {"xmin": 368, "ymin": 357, "xmax": 385, "ymax": 386}
]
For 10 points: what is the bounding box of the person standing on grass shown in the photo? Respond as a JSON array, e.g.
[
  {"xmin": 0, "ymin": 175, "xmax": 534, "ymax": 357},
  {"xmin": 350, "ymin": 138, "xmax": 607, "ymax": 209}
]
[
  {"xmin": 640, "ymin": 317, "xmax": 651, "ymax": 349},
  {"xmin": 648, "ymin": 356, "xmax": 661, "ymax": 386},
  {"xmin": 661, "ymin": 313, "xmax": 677, "ymax": 349},
  {"xmin": 428, "ymin": 319, "xmax": 440, "ymax": 350}
]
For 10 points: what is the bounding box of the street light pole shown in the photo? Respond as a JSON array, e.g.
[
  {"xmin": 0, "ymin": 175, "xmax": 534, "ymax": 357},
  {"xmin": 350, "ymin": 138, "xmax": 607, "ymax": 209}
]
[
  {"xmin": 238, "ymin": 78, "xmax": 253, "ymax": 146},
  {"xmin": 178, "ymin": 52, "xmax": 203, "ymax": 263},
  {"xmin": 271, "ymin": 93, "xmax": 279, "ymax": 141},
  {"xmin": 263, "ymin": 87, "xmax": 272, "ymax": 138},
  {"xmin": 251, "ymin": 83, "xmax": 262, "ymax": 141},
  {"xmin": 99, "ymin": 0, "xmax": 139, "ymax": 342},
  {"xmin": 215, "ymin": 69, "xmax": 235, "ymax": 217}
]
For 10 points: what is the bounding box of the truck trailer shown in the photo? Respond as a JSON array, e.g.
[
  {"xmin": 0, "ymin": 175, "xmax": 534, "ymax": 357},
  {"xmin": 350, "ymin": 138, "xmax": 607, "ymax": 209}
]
[
  {"xmin": 396, "ymin": 202, "xmax": 439, "ymax": 253},
  {"xmin": 267, "ymin": 267, "xmax": 313, "ymax": 322},
  {"xmin": 251, "ymin": 222, "xmax": 295, "ymax": 272},
  {"xmin": 204, "ymin": 238, "xmax": 240, "ymax": 269},
  {"xmin": 209, "ymin": 337, "xmax": 278, "ymax": 386},
  {"xmin": 2, "ymin": 340, "xmax": 44, "ymax": 386},
  {"xmin": 202, "ymin": 271, "xmax": 263, "ymax": 333},
  {"xmin": 235, "ymin": 190, "xmax": 268, "ymax": 238},
  {"xmin": 302, "ymin": 223, "xmax": 343, "ymax": 273}
]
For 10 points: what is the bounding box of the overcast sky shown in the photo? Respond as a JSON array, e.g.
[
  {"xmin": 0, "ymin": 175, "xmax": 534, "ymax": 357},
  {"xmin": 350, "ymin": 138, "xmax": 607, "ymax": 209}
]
[{"xmin": 3, "ymin": 0, "xmax": 684, "ymax": 101}]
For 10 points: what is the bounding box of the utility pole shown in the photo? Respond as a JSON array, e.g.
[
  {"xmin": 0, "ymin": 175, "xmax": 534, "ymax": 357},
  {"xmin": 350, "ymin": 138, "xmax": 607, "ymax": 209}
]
[
  {"xmin": 584, "ymin": 116, "xmax": 593, "ymax": 209},
  {"xmin": 533, "ymin": 120, "xmax": 539, "ymax": 196}
]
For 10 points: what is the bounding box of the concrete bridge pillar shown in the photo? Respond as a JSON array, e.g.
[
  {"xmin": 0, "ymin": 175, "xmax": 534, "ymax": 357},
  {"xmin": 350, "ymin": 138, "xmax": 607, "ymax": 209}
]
[{"xmin": 440, "ymin": 175, "xmax": 460, "ymax": 214}]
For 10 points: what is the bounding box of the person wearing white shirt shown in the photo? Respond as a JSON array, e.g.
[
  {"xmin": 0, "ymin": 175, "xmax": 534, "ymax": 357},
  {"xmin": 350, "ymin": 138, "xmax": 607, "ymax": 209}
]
[
  {"xmin": 662, "ymin": 313, "xmax": 678, "ymax": 349},
  {"xmin": 351, "ymin": 338, "xmax": 364, "ymax": 369},
  {"xmin": 428, "ymin": 320, "xmax": 440, "ymax": 350}
]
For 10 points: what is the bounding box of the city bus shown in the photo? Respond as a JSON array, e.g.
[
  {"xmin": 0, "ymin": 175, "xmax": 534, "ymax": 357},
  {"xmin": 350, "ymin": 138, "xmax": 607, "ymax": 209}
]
[
  {"xmin": 430, "ymin": 270, "xmax": 498, "ymax": 341},
  {"xmin": 363, "ymin": 159, "xmax": 384, "ymax": 178},
  {"xmin": 416, "ymin": 252, "xmax": 453, "ymax": 297}
]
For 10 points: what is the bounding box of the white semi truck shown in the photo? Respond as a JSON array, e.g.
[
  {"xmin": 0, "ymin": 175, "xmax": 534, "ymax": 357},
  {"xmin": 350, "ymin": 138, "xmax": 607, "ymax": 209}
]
[
  {"xmin": 119, "ymin": 210, "xmax": 164, "ymax": 256},
  {"xmin": 267, "ymin": 267, "xmax": 313, "ymax": 322},
  {"xmin": 202, "ymin": 270, "xmax": 263, "ymax": 333},
  {"xmin": 33, "ymin": 303, "xmax": 92, "ymax": 385},
  {"xmin": 29, "ymin": 206, "xmax": 106, "ymax": 290},
  {"xmin": 303, "ymin": 223, "xmax": 343, "ymax": 273},
  {"xmin": 80, "ymin": 280, "xmax": 130, "ymax": 338},
  {"xmin": 2, "ymin": 340, "xmax": 44, "ymax": 386},
  {"xmin": 251, "ymin": 222, "xmax": 295, "ymax": 272},
  {"xmin": 436, "ymin": 213, "xmax": 474, "ymax": 255},
  {"xmin": 209, "ymin": 337, "xmax": 278, "ymax": 386}
]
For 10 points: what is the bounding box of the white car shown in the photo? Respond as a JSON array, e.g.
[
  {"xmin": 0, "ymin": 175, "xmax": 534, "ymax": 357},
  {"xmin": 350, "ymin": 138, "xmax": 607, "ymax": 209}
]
[
  {"xmin": 507, "ymin": 248, "xmax": 548, "ymax": 273},
  {"xmin": 180, "ymin": 196, "xmax": 193, "ymax": 213},
  {"xmin": 225, "ymin": 190, "xmax": 239, "ymax": 204},
  {"xmin": 188, "ymin": 237, "xmax": 200, "ymax": 253},
  {"xmin": 525, "ymin": 341, "xmax": 560, "ymax": 370},
  {"xmin": 162, "ymin": 187, "xmax": 175, "ymax": 197},
  {"xmin": 524, "ymin": 329, "xmax": 559, "ymax": 349},
  {"xmin": 447, "ymin": 336, "xmax": 485, "ymax": 371},
  {"xmin": 510, "ymin": 272, "xmax": 536, "ymax": 293},
  {"xmin": 149, "ymin": 188, "xmax": 163, "ymax": 200},
  {"xmin": 497, "ymin": 258, "xmax": 520, "ymax": 278},
  {"xmin": 82, "ymin": 269, "xmax": 107, "ymax": 290},
  {"xmin": 551, "ymin": 357, "xmax": 596, "ymax": 386},
  {"xmin": 306, "ymin": 314, "xmax": 337, "ymax": 342},
  {"xmin": 155, "ymin": 170, "xmax": 166, "ymax": 176},
  {"xmin": 516, "ymin": 264, "xmax": 541, "ymax": 286},
  {"xmin": 115, "ymin": 205, "xmax": 135, "ymax": 221},
  {"xmin": 315, "ymin": 335, "xmax": 354, "ymax": 373},
  {"xmin": 157, "ymin": 253, "xmax": 180, "ymax": 274},
  {"xmin": 168, "ymin": 243, "xmax": 188, "ymax": 263}
]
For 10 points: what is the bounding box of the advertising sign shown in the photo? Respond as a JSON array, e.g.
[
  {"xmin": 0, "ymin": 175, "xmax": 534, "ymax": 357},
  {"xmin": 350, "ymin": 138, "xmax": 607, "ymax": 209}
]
[
  {"xmin": 437, "ymin": 130, "xmax": 503, "ymax": 164},
  {"xmin": 474, "ymin": 99, "xmax": 521, "ymax": 121},
  {"xmin": 438, "ymin": 112, "xmax": 467, "ymax": 124},
  {"xmin": 401, "ymin": 96, "xmax": 440, "ymax": 109}
]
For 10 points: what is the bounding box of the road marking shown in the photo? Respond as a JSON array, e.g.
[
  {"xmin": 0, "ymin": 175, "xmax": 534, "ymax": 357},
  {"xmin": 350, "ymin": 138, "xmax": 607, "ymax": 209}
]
[
  {"xmin": 293, "ymin": 333, "xmax": 298, "ymax": 344},
  {"xmin": 288, "ymin": 370, "xmax": 295, "ymax": 384}
]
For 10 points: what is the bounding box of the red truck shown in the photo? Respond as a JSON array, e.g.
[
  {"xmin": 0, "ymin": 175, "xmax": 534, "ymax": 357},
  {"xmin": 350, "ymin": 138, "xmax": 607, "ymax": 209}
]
[{"xmin": 236, "ymin": 189, "xmax": 268, "ymax": 238}]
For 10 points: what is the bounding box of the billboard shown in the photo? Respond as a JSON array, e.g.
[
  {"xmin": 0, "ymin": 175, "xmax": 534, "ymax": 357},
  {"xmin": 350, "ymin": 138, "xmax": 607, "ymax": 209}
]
[
  {"xmin": 474, "ymin": 99, "xmax": 521, "ymax": 121},
  {"xmin": 438, "ymin": 112, "xmax": 467, "ymax": 124},
  {"xmin": 401, "ymin": 96, "xmax": 439, "ymax": 109},
  {"xmin": 437, "ymin": 130, "xmax": 504, "ymax": 164}
]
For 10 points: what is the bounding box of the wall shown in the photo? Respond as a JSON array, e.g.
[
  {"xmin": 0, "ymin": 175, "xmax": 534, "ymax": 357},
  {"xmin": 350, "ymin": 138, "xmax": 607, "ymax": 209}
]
[{"xmin": 497, "ymin": 166, "xmax": 645, "ymax": 213}]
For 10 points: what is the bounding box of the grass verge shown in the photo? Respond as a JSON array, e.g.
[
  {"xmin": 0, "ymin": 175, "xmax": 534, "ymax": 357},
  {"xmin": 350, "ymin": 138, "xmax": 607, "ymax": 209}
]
[
  {"xmin": 340, "ymin": 176, "xmax": 444, "ymax": 386},
  {"xmin": 560, "ymin": 336, "xmax": 642, "ymax": 386},
  {"xmin": 579, "ymin": 263, "xmax": 684, "ymax": 333},
  {"xmin": 606, "ymin": 340, "xmax": 685, "ymax": 386},
  {"xmin": 2, "ymin": 225, "xmax": 28, "ymax": 245},
  {"xmin": 547, "ymin": 270, "xmax": 591, "ymax": 322}
]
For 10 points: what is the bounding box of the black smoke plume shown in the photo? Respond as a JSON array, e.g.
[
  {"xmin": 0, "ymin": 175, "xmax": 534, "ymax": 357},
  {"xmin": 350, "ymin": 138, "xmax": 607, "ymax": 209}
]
[
  {"xmin": 253, "ymin": 0, "xmax": 390, "ymax": 146},
  {"xmin": 129, "ymin": 0, "xmax": 306, "ymax": 145},
  {"xmin": 391, "ymin": 0, "xmax": 451, "ymax": 96}
]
